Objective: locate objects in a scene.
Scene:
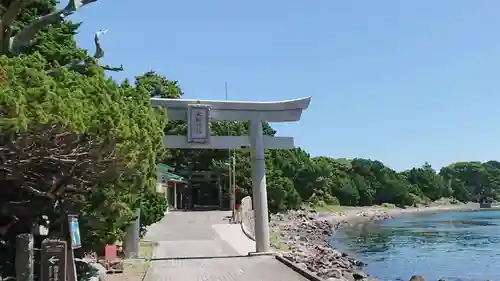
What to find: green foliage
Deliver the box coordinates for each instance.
[0,49,168,240]
[139,189,168,237]
[3,4,500,281]
[265,156,500,211]
[165,133,500,212]
[156,96,500,213]
[137,71,183,99]
[0,0,169,277]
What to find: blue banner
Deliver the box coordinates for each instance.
[68,215,81,249]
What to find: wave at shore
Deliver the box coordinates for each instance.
[268,203,481,281]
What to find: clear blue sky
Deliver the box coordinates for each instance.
[71,0,500,171]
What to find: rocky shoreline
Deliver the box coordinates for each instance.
[270,209,392,281]
[238,197,483,281]
[268,203,482,281]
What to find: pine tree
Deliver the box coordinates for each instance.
[0,0,168,277]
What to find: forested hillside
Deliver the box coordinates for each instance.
[148,74,499,212]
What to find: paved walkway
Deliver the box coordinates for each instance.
[143,210,308,281]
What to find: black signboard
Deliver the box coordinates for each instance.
[41,239,67,281]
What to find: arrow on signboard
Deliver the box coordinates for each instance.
[48,256,59,264]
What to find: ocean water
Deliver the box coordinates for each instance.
[330,210,500,281]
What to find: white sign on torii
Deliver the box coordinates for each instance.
[150,97,311,253]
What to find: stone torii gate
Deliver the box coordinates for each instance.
[150,97,311,253]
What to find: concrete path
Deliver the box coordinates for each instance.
[144,210,242,258]
[143,210,308,281]
[145,256,309,281]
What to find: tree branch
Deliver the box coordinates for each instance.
[0,4,7,15]
[81,0,98,5]
[1,0,30,28]
[19,185,55,199]
[9,0,98,54]
[102,64,124,72]
[47,28,125,75]
[93,29,107,59]
[0,123,125,222]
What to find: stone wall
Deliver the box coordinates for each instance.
[240,196,255,240]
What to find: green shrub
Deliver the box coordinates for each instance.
[139,189,168,237]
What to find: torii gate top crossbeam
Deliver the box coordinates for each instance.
[150,97,311,122]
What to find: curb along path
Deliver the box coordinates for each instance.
[142,210,308,281]
[239,196,330,281]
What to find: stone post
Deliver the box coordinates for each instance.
[123,208,141,258]
[16,233,34,281]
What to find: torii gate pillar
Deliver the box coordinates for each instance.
[151,97,311,253]
[249,119,270,252]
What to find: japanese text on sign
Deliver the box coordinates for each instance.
[41,239,67,281]
[187,104,210,143]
